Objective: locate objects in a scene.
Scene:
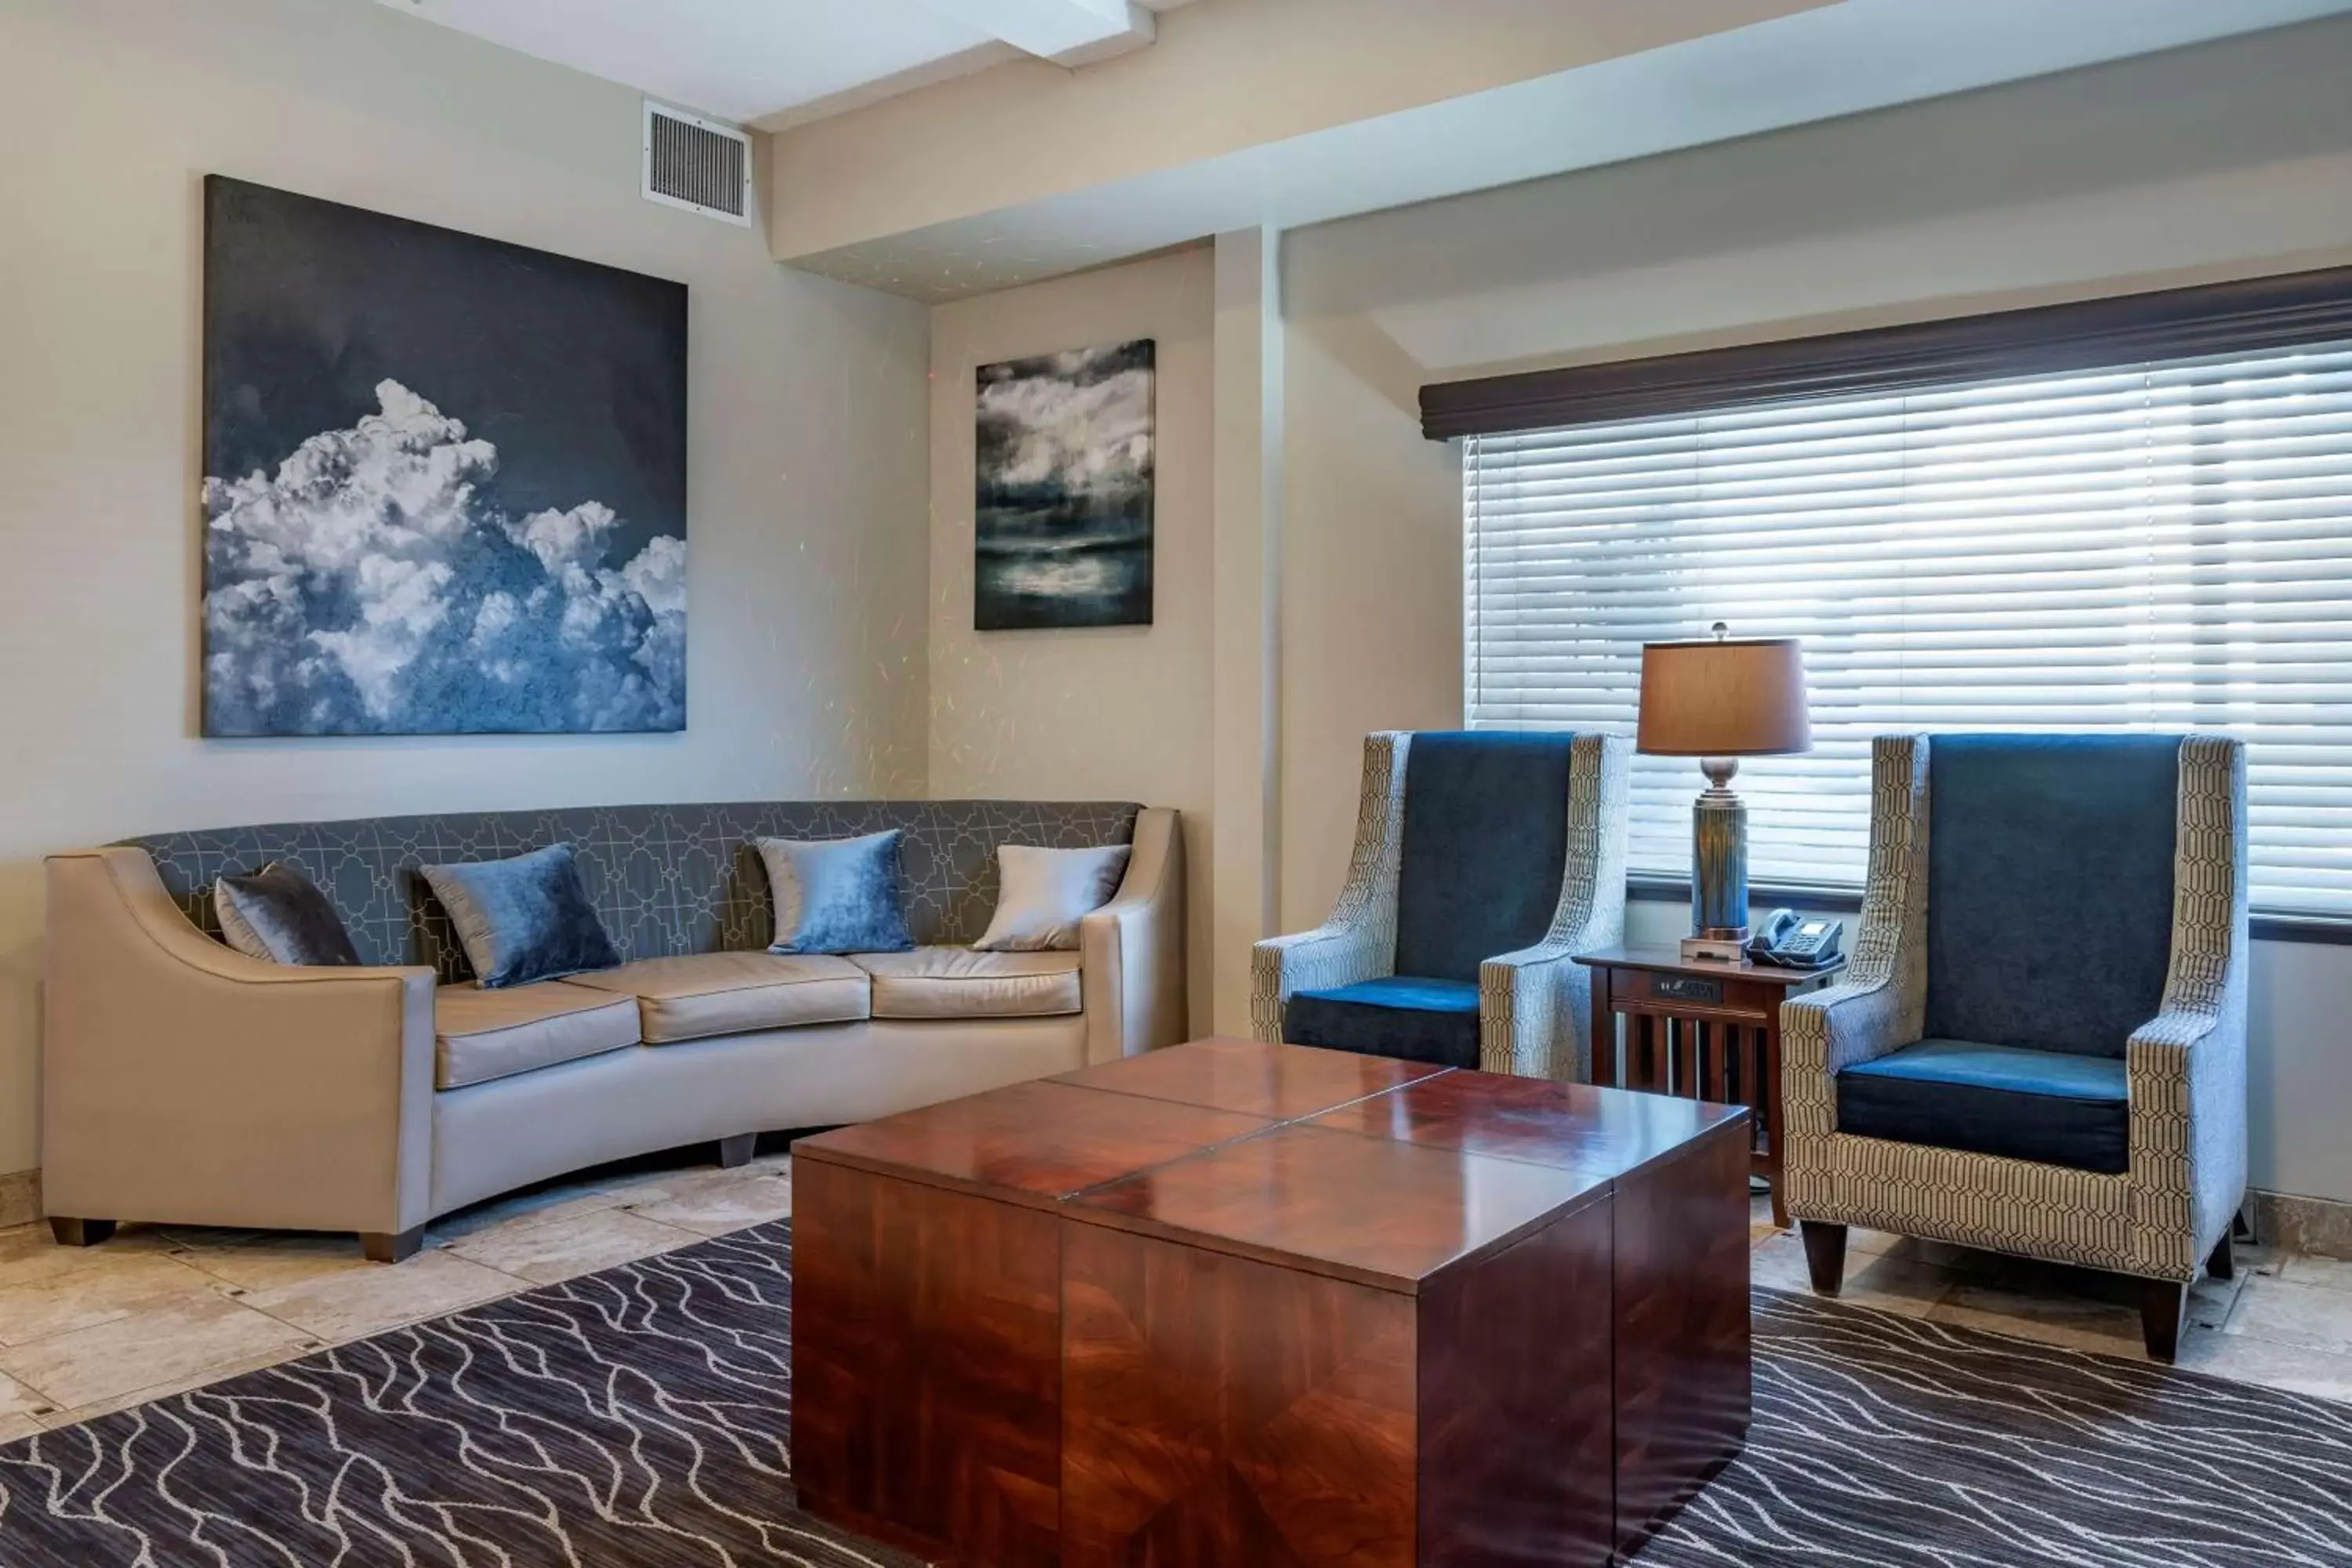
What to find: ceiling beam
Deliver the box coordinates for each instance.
[911,0,1156,66]
[771,0,2352,303]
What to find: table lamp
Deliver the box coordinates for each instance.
[1637,625,1812,964]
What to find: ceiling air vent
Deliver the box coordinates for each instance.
[643,101,751,226]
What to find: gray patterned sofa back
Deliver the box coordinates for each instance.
[123,800,1141,984]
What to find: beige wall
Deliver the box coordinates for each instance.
[1274,15,2352,1201]
[770,0,1828,264]
[927,249,1215,1033]
[1275,316,1462,938]
[0,0,932,1182]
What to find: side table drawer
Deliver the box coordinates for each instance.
[1612,967,1776,1019]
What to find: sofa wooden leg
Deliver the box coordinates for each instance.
[361,1225,425,1264]
[2139,1278,2188,1363]
[2207,1232,2235,1283]
[1799,1221,1849,1294]
[49,1218,114,1248]
[717,1133,757,1169]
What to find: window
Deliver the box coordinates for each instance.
[1461,336,2352,921]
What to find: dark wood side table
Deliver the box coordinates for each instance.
[1573,945,1845,1230]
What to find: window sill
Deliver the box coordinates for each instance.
[1628,875,1864,915]
[1626,876,2352,946]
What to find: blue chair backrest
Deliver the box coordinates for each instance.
[1392,731,1576,983]
[1924,734,2181,1058]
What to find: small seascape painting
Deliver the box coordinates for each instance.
[201,176,688,736]
[974,339,1154,630]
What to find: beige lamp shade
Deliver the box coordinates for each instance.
[1637,636,1811,757]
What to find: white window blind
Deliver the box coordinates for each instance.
[1463,337,2352,922]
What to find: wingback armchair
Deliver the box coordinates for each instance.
[1252,730,1630,1078]
[1782,733,2249,1361]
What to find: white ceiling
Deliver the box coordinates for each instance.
[371,0,1189,129]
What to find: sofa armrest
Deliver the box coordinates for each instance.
[2128,1002,2247,1271]
[1477,732,1632,1080]
[2125,731,2251,1277]
[1779,977,1911,1146]
[1476,948,1586,1080]
[42,847,437,1236]
[1250,924,1391,1044]
[1249,731,1410,1042]
[1081,808,1186,1064]
[1781,733,1931,1155]
[1479,883,1620,1080]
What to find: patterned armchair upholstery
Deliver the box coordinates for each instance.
[1782,733,2249,1361]
[1250,730,1630,1079]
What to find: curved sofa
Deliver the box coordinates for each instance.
[42,799,1183,1258]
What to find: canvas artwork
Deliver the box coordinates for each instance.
[974,339,1155,630]
[200,176,688,736]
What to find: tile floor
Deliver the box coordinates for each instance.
[1744,1203,2352,1401]
[3,1150,2350,1446]
[0,1145,795,1443]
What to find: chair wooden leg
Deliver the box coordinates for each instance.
[1799,1221,1849,1294]
[717,1132,758,1169]
[361,1225,425,1264]
[49,1218,114,1248]
[2207,1232,2235,1283]
[2139,1278,2188,1363]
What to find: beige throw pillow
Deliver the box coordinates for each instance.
[974,844,1132,952]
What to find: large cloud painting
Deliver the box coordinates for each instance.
[975,339,1153,630]
[201,177,687,735]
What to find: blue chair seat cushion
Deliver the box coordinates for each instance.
[1836,1037,2129,1175]
[1283,976,1482,1069]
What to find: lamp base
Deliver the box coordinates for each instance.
[1690,757,1751,958]
[1679,935,1748,965]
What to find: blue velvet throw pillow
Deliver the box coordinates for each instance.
[757,830,915,956]
[419,843,622,989]
[214,862,361,967]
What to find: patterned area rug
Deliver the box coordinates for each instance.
[0,1223,912,1568]
[1642,1290,2352,1568]
[2,1221,2348,1567]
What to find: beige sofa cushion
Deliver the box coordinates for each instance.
[561,952,870,1044]
[434,982,641,1090]
[850,947,1083,1020]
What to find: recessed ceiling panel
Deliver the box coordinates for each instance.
[373,0,1001,122]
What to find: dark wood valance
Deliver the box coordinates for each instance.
[1420,262,2352,441]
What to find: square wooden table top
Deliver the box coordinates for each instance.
[794,1036,1748,1294]
[1049,1033,1449,1120]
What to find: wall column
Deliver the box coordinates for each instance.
[1210,225,1283,1035]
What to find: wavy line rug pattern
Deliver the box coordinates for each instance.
[2,1220,2350,1566]
[0,1224,915,1568]
[1642,1291,2352,1568]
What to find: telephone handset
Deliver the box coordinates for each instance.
[1747,908,1844,968]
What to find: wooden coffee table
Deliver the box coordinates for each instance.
[791,1037,1750,1567]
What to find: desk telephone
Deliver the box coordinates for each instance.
[1747,908,1844,969]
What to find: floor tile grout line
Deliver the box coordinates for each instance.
[0,1198,713,1414]
[24,1208,770,1430]
[15,1241,628,1425]
[227,1261,545,1346]
[0,1265,233,1350]
[425,1162,785,1251]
